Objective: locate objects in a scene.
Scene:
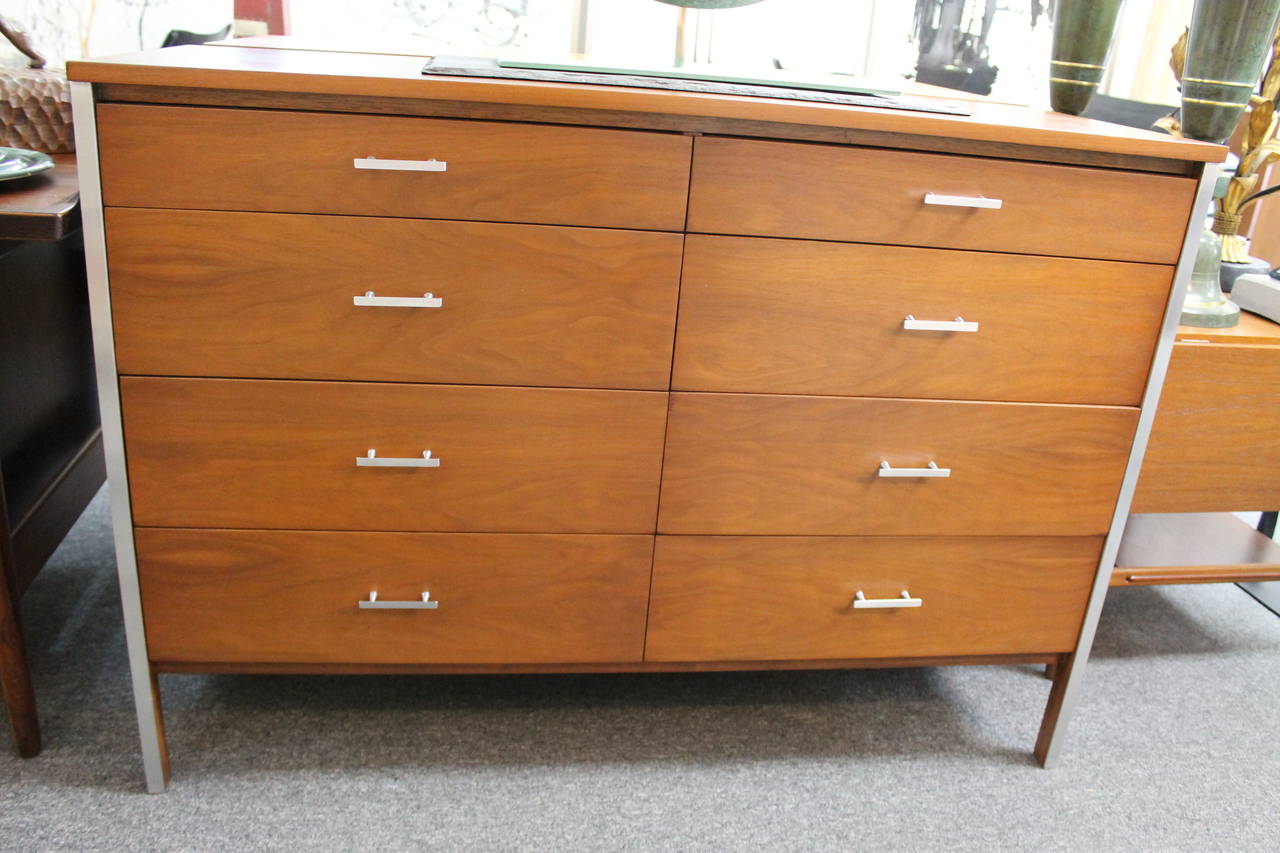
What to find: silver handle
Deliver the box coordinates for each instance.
[353,291,443,309]
[353,156,447,172]
[923,192,1002,210]
[903,314,979,333]
[356,449,441,468]
[359,591,439,610]
[879,461,950,478]
[852,590,922,609]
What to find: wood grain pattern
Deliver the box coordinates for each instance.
[96,104,692,231]
[66,43,1224,163]
[153,653,1059,675]
[1113,566,1280,585]
[645,535,1099,661]
[1132,343,1280,512]
[1112,513,1280,585]
[688,137,1197,264]
[136,529,653,664]
[658,392,1138,536]
[107,209,683,390]
[1174,309,1280,345]
[93,83,1200,176]
[120,378,668,533]
[673,235,1170,404]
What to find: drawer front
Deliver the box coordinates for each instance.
[121,378,668,533]
[1133,342,1280,512]
[107,209,683,390]
[97,104,692,231]
[658,393,1137,536]
[673,235,1170,405]
[688,137,1196,263]
[646,535,1099,661]
[137,529,653,664]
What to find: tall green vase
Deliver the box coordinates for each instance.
[1182,0,1280,143]
[1049,0,1126,115]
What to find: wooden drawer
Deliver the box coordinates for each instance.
[673,235,1170,405]
[120,378,668,533]
[136,529,653,664]
[688,137,1196,263]
[1133,341,1280,512]
[97,104,692,231]
[658,392,1137,536]
[107,209,683,390]
[645,535,1099,661]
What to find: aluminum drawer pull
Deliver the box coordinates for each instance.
[852,590,922,609]
[353,291,443,309]
[359,591,440,610]
[903,314,979,333]
[923,192,1003,210]
[353,156,447,172]
[356,449,441,468]
[879,461,950,478]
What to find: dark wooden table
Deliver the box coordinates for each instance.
[1,153,105,757]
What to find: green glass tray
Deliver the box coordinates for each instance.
[0,147,55,182]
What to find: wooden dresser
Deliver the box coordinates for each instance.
[67,41,1222,791]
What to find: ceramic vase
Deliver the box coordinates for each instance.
[1182,0,1280,143]
[1049,0,1126,115]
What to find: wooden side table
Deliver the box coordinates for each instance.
[0,154,105,757]
[1119,310,1280,587]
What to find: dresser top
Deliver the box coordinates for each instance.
[69,39,1223,166]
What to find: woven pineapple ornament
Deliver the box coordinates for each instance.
[0,15,74,154]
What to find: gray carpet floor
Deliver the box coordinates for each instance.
[2,491,1278,852]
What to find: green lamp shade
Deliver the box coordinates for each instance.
[1181,0,1280,143]
[1048,0,1125,115]
[653,0,767,7]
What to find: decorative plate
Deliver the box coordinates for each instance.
[0,147,55,182]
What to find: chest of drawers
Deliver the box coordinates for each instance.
[68,42,1221,791]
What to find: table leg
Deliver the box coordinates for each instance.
[1034,652,1075,766]
[1258,512,1277,539]
[1,492,41,757]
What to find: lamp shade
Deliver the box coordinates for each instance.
[653,0,767,7]
[1181,0,1280,143]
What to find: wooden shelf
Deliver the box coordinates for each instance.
[1113,513,1280,586]
[1174,308,1280,346]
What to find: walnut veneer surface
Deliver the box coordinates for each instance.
[69,39,1221,783]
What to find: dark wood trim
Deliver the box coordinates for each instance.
[93,84,1197,177]
[153,653,1059,675]
[0,155,81,243]
[149,669,171,788]
[0,463,40,757]
[10,431,105,598]
[1034,652,1075,766]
